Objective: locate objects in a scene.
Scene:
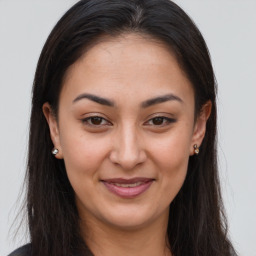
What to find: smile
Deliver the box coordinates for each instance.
[101,178,154,198]
[110,182,144,188]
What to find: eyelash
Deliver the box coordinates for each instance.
[81,115,176,128]
[81,116,112,127]
[144,116,176,126]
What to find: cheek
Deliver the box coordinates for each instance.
[155,141,189,184]
[60,134,111,205]
[59,129,111,180]
[150,126,192,166]
[148,127,192,194]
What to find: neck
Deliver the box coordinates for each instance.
[80,211,172,256]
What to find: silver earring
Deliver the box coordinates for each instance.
[193,144,199,155]
[52,148,59,155]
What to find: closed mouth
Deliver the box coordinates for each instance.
[108,181,146,188]
[101,177,155,198]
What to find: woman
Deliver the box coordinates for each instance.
[9,0,237,255]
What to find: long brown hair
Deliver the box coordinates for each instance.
[26,0,237,255]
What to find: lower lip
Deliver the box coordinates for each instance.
[102,181,153,198]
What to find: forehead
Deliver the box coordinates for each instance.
[61,33,194,107]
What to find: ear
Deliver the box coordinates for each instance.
[42,102,63,159]
[190,100,212,155]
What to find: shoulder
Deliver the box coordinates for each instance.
[8,244,31,256]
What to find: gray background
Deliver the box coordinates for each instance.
[0,1,255,255]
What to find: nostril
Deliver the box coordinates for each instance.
[109,129,147,169]
[109,149,147,169]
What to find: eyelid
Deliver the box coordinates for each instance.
[81,114,112,127]
[144,115,177,126]
[79,113,176,128]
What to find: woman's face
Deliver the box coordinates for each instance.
[44,34,210,230]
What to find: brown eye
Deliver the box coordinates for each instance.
[152,117,164,125]
[145,116,176,127]
[90,117,103,125]
[82,116,111,127]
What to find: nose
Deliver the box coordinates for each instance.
[109,124,147,170]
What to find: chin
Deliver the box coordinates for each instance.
[97,204,168,231]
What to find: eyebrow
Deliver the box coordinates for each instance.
[141,93,183,108]
[73,93,115,107]
[72,93,183,107]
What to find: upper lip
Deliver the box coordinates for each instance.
[101,177,154,184]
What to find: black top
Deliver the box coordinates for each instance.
[8,244,31,256]
[8,244,94,256]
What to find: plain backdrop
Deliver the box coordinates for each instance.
[0,1,255,255]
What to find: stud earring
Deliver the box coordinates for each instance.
[52,148,59,155]
[193,144,199,155]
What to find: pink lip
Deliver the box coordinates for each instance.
[101,178,154,198]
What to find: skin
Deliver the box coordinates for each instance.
[43,33,211,256]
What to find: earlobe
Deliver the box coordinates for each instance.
[42,103,63,159]
[190,101,212,155]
